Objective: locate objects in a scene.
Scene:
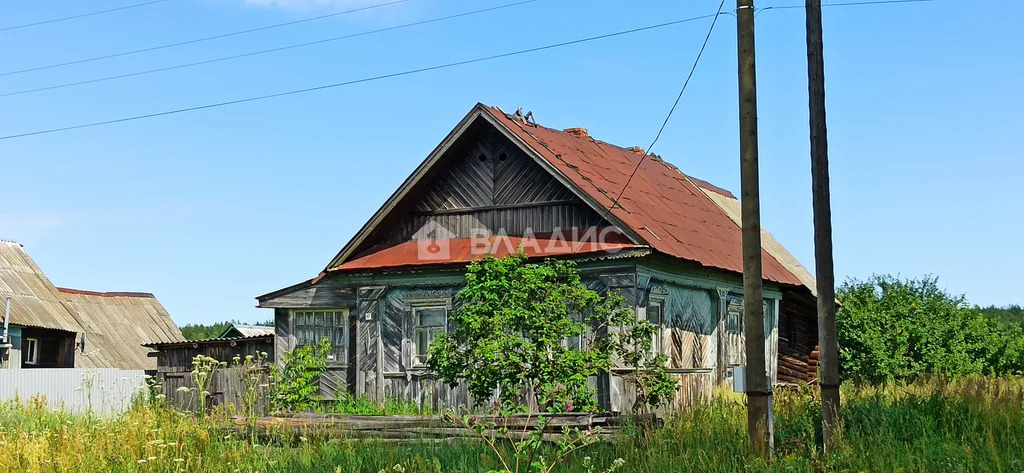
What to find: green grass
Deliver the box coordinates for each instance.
[1,377,1022,472]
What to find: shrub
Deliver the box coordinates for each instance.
[836,274,1024,383]
[428,253,675,413]
[271,337,331,412]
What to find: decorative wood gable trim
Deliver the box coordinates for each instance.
[324,103,647,272]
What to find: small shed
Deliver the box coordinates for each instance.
[143,334,275,374]
[143,334,275,410]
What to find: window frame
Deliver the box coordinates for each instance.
[411,305,447,367]
[290,308,350,364]
[647,292,667,357]
[24,337,39,365]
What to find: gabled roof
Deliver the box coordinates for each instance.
[0,240,183,369]
[58,287,183,369]
[219,323,274,339]
[321,103,810,291]
[0,240,87,333]
[484,106,802,287]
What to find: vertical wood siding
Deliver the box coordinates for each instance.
[354,286,386,400]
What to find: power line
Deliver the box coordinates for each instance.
[763,0,930,11]
[0,0,173,33]
[0,0,539,99]
[607,0,726,213]
[0,15,719,142]
[606,0,930,211]
[0,0,411,77]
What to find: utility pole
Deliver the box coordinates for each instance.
[736,0,771,457]
[805,0,841,454]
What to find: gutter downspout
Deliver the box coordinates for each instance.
[1,296,11,369]
[1,296,10,344]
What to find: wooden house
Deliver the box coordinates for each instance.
[0,240,183,370]
[257,104,820,412]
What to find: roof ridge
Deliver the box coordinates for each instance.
[56,287,156,299]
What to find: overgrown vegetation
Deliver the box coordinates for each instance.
[270,338,331,413]
[428,254,675,414]
[2,377,1022,472]
[979,304,1024,330]
[836,274,1024,383]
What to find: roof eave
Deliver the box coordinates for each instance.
[322,103,494,271]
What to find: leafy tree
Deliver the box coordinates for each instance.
[978,304,1024,330]
[428,254,676,413]
[836,275,1024,383]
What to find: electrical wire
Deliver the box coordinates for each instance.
[0,0,539,99]
[0,15,719,142]
[0,0,173,33]
[0,0,411,77]
[604,0,931,213]
[606,0,726,214]
[765,0,930,10]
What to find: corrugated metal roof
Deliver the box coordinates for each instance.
[144,333,272,348]
[221,324,275,338]
[336,237,635,271]
[0,240,183,370]
[483,106,805,287]
[699,188,818,295]
[313,103,810,292]
[0,241,85,333]
[59,288,183,370]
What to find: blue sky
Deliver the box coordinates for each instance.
[1,0,1020,326]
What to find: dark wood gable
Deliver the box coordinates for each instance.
[353,118,610,256]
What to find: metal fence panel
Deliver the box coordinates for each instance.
[0,368,148,414]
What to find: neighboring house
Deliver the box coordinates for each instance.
[0,240,183,370]
[257,104,820,412]
[218,323,274,339]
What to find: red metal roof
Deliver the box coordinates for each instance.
[483,106,802,286]
[336,237,635,271]
[55,287,157,298]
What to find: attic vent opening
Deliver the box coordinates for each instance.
[478,154,487,162]
[498,153,507,161]
[563,127,588,137]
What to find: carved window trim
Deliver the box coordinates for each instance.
[408,298,450,368]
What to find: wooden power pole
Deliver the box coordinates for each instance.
[805,0,841,453]
[736,0,772,457]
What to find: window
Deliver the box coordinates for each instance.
[565,313,585,350]
[413,306,446,366]
[648,297,666,356]
[24,338,38,365]
[726,296,744,335]
[292,309,349,363]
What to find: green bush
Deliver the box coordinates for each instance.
[271,337,331,412]
[428,254,675,413]
[836,274,1024,383]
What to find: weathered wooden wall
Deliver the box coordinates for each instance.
[776,291,819,384]
[163,365,269,413]
[360,124,609,250]
[152,337,275,373]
